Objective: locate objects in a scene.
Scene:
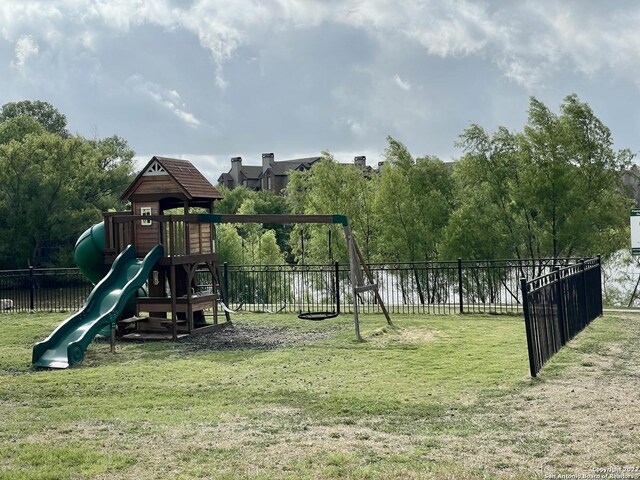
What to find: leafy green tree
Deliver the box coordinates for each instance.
[89,135,136,211]
[213,185,255,214]
[440,125,523,261]
[0,100,68,137]
[519,95,633,259]
[215,223,243,265]
[253,189,292,255]
[444,94,633,262]
[285,152,378,264]
[0,103,136,267]
[374,137,455,262]
[236,198,263,264]
[0,132,96,266]
[214,185,292,255]
[0,114,45,144]
[258,229,285,265]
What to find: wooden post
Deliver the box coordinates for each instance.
[110,323,116,354]
[352,240,392,326]
[170,264,177,341]
[344,225,362,342]
[186,264,195,334]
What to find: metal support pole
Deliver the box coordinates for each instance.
[334,261,341,314]
[29,266,35,312]
[520,278,537,377]
[223,262,229,301]
[580,258,587,327]
[597,254,603,316]
[554,267,567,345]
[457,258,464,314]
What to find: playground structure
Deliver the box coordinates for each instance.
[32,156,391,368]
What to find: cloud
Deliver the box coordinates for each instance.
[127,74,201,127]
[394,74,411,91]
[4,0,640,168]
[11,34,39,69]
[346,118,367,137]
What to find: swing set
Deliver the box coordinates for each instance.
[298,225,339,321]
[205,213,392,340]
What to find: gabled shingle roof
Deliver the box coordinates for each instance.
[239,165,263,180]
[261,156,322,176]
[121,156,223,201]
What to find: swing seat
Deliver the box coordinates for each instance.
[297,311,339,321]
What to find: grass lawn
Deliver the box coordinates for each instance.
[0,311,638,479]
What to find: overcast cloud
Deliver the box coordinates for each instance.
[1,0,639,180]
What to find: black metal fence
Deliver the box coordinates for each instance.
[211,258,578,316]
[521,257,603,377]
[0,268,92,313]
[1,258,580,315]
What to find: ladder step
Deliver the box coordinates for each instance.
[355,284,377,293]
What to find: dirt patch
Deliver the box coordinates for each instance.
[367,325,439,347]
[177,322,340,353]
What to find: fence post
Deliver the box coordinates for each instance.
[597,254,603,316]
[520,277,537,377]
[554,267,567,345]
[580,258,587,327]
[458,258,464,314]
[334,261,341,314]
[29,266,35,312]
[223,262,229,302]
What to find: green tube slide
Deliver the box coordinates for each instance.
[74,222,110,284]
[32,222,162,369]
[32,244,164,368]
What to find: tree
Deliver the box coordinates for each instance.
[213,185,256,214]
[374,137,454,262]
[519,95,633,259]
[258,229,285,265]
[0,100,68,137]
[89,135,136,211]
[236,198,264,264]
[285,152,378,264]
[215,223,243,265]
[441,125,524,261]
[0,131,97,266]
[444,95,633,262]
[0,103,136,267]
[0,114,45,144]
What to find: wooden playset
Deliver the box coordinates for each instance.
[104,156,391,341]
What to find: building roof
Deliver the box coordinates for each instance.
[239,165,263,180]
[121,156,224,201]
[262,156,322,176]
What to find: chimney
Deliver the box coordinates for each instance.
[377,161,385,171]
[262,153,274,173]
[354,156,366,169]
[231,156,242,185]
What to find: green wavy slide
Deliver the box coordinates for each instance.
[32,244,164,369]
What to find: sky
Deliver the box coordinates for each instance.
[2,0,640,181]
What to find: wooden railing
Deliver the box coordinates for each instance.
[103,213,215,261]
